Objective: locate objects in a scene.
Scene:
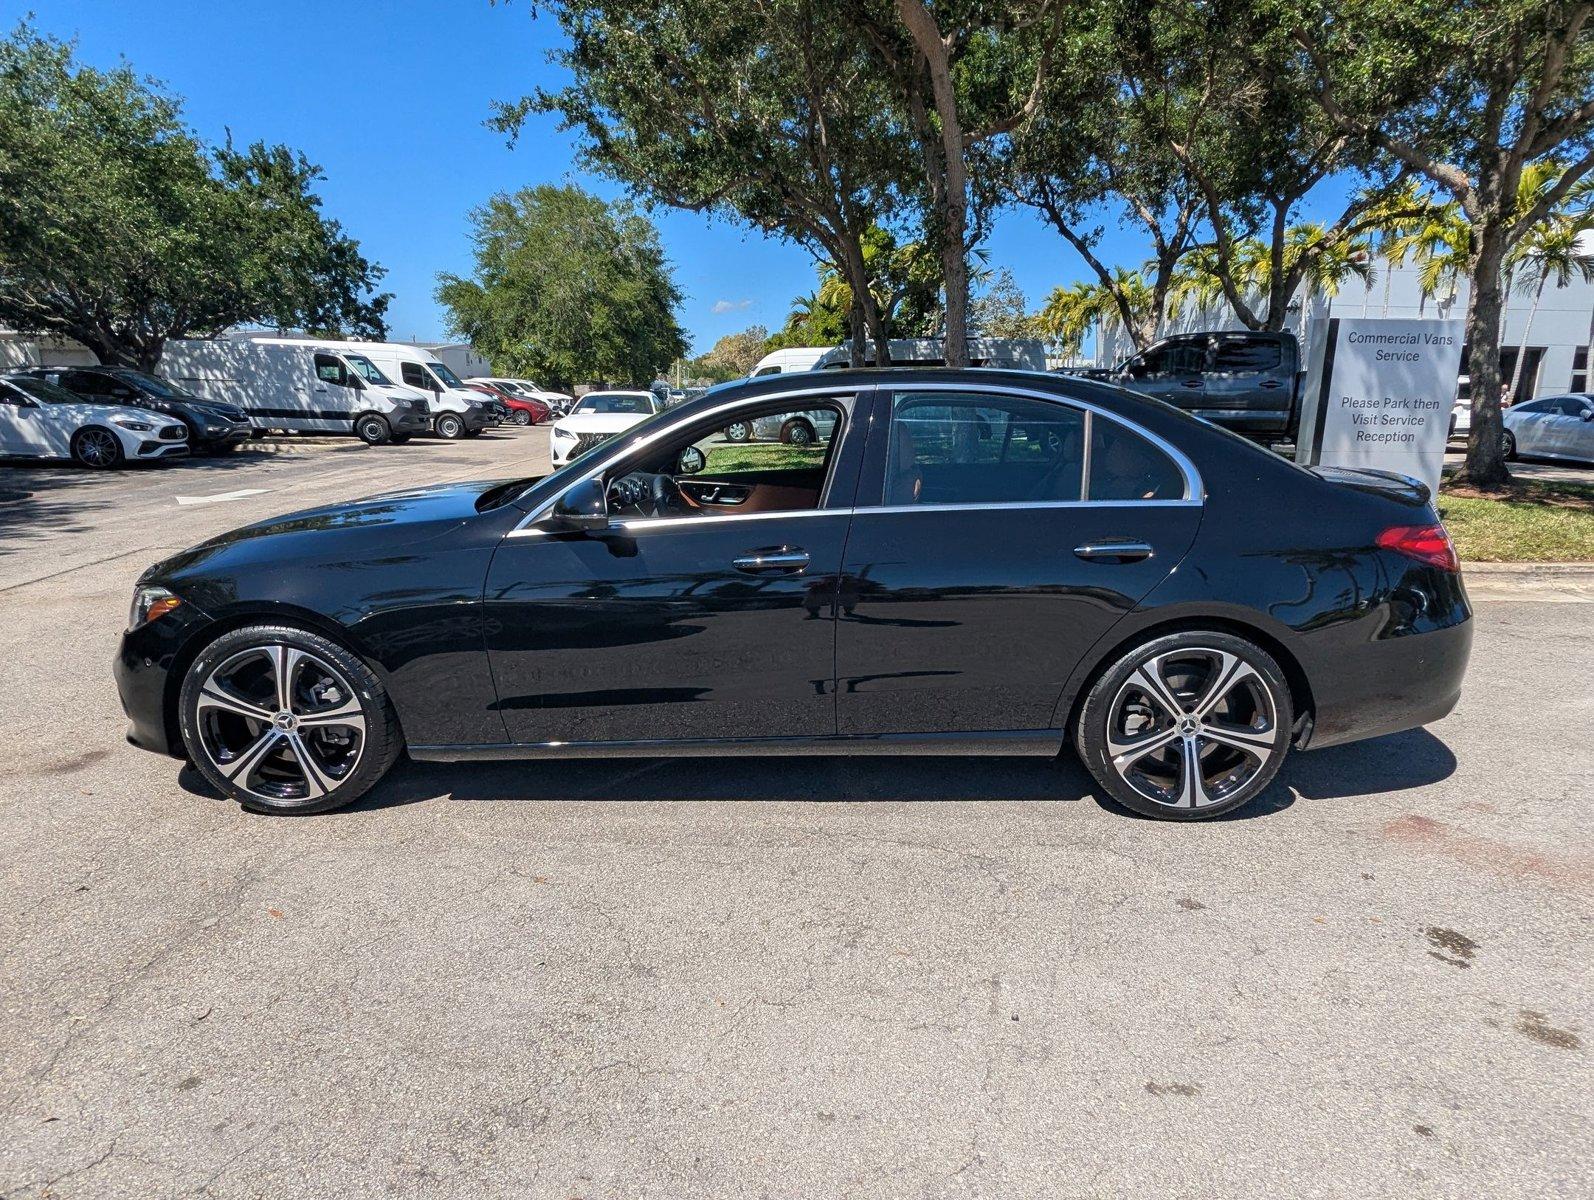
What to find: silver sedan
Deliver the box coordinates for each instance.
[1502,393,1594,464]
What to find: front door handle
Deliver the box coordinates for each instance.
[1180,379,1205,389]
[1074,541,1154,563]
[733,547,810,574]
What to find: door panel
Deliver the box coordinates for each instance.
[484,515,848,744]
[835,505,1200,734]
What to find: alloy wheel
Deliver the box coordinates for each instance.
[75,428,120,468]
[1105,647,1280,810]
[194,644,366,805]
[513,409,531,426]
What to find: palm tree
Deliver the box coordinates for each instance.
[1363,180,1432,317]
[1287,224,1376,339]
[1039,270,1153,363]
[1391,203,1471,315]
[1167,246,1229,323]
[1502,191,1594,399]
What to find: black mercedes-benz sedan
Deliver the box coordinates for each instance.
[115,369,1472,820]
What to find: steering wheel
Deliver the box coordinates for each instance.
[607,471,684,518]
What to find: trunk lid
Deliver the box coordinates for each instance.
[1309,465,1431,507]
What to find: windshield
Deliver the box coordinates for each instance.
[112,369,196,399]
[490,380,527,395]
[574,393,654,415]
[429,361,467,389]
[6,376,82,405]
[344,354,391,385]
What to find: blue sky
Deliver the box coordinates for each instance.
[30,1,1186,352]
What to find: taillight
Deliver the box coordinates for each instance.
[1376,523,1459,572]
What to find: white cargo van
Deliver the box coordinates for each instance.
[161,340,433,445]
[746,346,829,377]
[236,337,497,439]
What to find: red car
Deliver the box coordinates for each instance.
[466,382,549,426]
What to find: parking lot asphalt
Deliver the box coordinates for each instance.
[1,429,1590,1199]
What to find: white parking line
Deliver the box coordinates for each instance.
[174,488,270,506]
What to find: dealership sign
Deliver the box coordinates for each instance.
[1297,317,1464,495]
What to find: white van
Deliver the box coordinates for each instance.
[236,337,497,439]
[811,337,1049,372]
[746,346,830,377]
[161,340,433,446]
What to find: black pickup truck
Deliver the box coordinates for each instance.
[1087,330,1304,444]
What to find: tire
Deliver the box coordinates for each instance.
[1502,430,1517,460]
[356,414,391,446]
[781,419,816,446]
[512,409,532,427]
[71,426,124,469]
[725,421,751,443]
[389,434,412,445]
[178,624,403,815]
[1075,630,1293,821]
[463,428,483,438]
[435,413,465,439]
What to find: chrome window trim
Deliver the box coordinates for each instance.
[508,377,1204,537]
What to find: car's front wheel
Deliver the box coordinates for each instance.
[178,625,403,815]
[1075,631,1293,820]
[511,408,532,427]
[356,414,391,446]
[435,413,465,439]
[71,427,124,469]
[725,421,751,443]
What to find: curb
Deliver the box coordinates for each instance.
[1461,560,1594,600]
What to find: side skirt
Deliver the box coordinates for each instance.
[408,730,1066,763]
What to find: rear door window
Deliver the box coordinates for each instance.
[885,392,1087,505]
[1087,420,1186,501]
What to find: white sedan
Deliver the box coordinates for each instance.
[549,390,663,467]
[0,374,189,468]
[1,374,189,468]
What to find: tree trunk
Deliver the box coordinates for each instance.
[1456,217,1513,489]
[896,0,970,368]
[864,293,891,366]
[848,295,867,368]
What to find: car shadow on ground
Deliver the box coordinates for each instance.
[177,728,1458,822]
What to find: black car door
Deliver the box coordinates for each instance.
[835,385,1204,737]
[483,389,872,746]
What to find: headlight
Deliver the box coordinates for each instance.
[128,585,182,630]
[113,417,154,431]
[552,426,575,440]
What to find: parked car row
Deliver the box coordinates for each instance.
[0,340,588,469]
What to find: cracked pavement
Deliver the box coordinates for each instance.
[1,429,1590,1197]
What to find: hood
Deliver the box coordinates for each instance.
[53,401,188,431]
[555,411,651,435]
[146,479,510,585]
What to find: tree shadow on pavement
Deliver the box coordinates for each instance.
[0,465,118,552]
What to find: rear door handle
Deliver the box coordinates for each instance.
[1074,541,1154,563]
[733,547,810,574]
[1180,379,1205,389]
[1258,378,1284,389]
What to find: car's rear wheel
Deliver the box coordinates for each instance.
[356,414,391,446]
[436,413,465,439]
[511,408,532,426]
[71,427,124,469]
[725,421,751,443]
[1075,631,1293,820]
[178,625,403,815]
[781,419,816,446]
[1502,429,1517,460]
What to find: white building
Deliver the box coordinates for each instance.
[1095,251,1594,403]
[420,342,492,379]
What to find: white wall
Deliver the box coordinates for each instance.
[0,331,99,370]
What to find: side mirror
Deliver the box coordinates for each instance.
[545,477,609,531]
[677,445,706,474]
[1582,409,1593,422]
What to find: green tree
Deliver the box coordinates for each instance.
[515,0,911,366]
[436,184,687,388]
[692,325,771,381]
[1038,271,1153,359]
[969,267,1039,337]
[0,24,387,369]
[850,0,1065,365]
[1293,0,1594,487]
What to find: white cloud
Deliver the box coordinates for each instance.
[712,298,753,314]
